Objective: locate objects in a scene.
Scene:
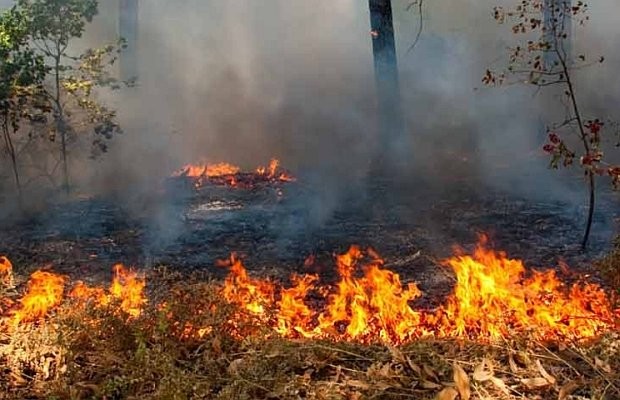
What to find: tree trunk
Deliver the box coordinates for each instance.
[54,54,70,194]
[119,0,139,82]
[2,114,23,206]
[368,0,407,173]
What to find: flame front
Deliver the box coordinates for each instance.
[173,162,240,178]
[215,243,616,344]
[172,158,295,188]
[221,254,275,316]
[2,240,617,345]
[11,271,66,325]
[222,246,425,344]
[439,240,615,340]
[69,264,146,318]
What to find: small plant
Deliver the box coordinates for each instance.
[484,0,620,249]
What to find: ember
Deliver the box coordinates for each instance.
[171,158,295,188]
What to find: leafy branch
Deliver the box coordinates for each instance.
[484,0,619,249]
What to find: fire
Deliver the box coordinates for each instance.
[313,246,424,343]
[257,158,296,182]
[221,246,425,344]
[439,239,615,340]
[216,242,616,344]
[69,264,146,318]
[256,159,279,178]
[220,254,275,316]
[110,264,147,318]
[275,274,318,338]
[172,162,240,178]
[172,158,295,188]
[11,270,67,325]
[0,256,13,287]
[1,239,616,345]
[69,281,107,306]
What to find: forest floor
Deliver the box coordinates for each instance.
[0,175,619,399]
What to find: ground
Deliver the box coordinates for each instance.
[0,173,616,295]
[0,174,619,399]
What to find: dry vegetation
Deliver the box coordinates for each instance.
[0,253,619,400]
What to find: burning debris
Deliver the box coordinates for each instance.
[171,158,296,189]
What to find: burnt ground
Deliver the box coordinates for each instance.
[0,173,618,307]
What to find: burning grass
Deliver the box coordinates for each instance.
[172,158,296,189]
[0,241,619,399]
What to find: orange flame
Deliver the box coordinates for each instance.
[275,274,318,338]
[3,239,615,345]
[440,240,615,340]
[220,254,275,317]
[256,159,279,178]
[0,256,13,287]
[173,158,295,188]
[313,246,424,343]
[69,281,108,306]
[217,242,616,344]
[69,264,146,318]
[256,158,296,182]
[220,246,425,344]
[110,264,147,318]
[172,162,241,178]
[12,271,66,325]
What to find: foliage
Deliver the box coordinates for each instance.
[0,6,48,200]
[16,0,97,44]
[483,0,620,248]
[0,0,127,196]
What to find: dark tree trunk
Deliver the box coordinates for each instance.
[119,0,139,82]
[368,0,407,173]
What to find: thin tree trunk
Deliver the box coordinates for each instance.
[54,53,69,194]
[549,1,594,249]
[2,114,23,206]
[368,0,407,173]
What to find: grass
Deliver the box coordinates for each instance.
[595,237,620,302]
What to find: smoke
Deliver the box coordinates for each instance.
[2,0,618,249]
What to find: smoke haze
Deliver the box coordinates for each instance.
[1,0,619,249]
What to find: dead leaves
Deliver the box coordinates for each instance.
[472,358,510,396]
[437,387,459,400]
[434,363,470,400]
[453,363,471,400]
[520,376,552,390]
[558,380,581,400]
